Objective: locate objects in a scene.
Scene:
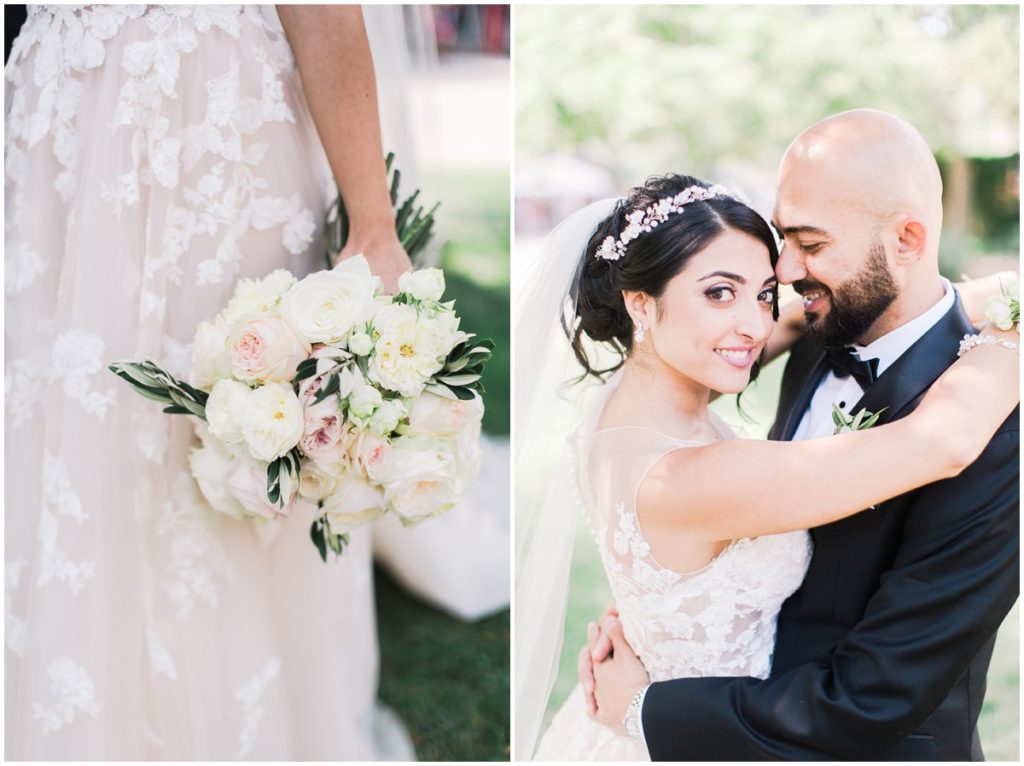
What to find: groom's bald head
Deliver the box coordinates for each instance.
[778,109,944,249]
[772,109,947,345]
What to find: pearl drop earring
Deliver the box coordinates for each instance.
[634,322,646,343]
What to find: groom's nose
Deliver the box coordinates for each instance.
[774,242,807,285]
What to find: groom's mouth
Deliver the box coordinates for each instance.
[800,290,828,314]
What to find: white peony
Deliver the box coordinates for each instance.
[189,317,232,390]
[241,383,305,462]
[205,379,252,446]
[373,435,462,524]
[322,472,385,534]
[221,269,296,325]
[398,268,446,302]
[280,256,378,344]
[366,303,460,397]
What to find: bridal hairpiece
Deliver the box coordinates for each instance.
[595,184,740,262]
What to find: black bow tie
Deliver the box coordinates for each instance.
[825,347,879,389]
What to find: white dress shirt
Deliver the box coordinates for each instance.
[793,278,955,441]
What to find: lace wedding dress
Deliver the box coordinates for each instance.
[5,6,411,759]
[534,424,812,760]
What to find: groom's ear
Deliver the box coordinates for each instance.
[894,217,928,264]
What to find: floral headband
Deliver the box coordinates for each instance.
[595,183,742,262]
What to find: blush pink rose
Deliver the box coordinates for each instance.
[228,314,310,384]
[348,431,392,482]
[299,394,355,473]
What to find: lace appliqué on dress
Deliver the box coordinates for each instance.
[36,452,95,595]
[235,658,281,758]
[32,658,103,735]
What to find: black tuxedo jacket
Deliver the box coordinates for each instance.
[642,295,1019,760]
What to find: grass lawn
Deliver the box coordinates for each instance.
[375,167,510,760]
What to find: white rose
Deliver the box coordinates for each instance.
[348,331,374,356]
[348,431,392,481]
[298,462,339,503]
[189,317,232,390]
[367,398,406,436]
[224,457,296,519]
[321,473,385,534]
[205,379,252,446]
[374,436,461,524]
[983,294,1015,331]
[189,442,247,519]
[398,268,446,302]
[404,391,484,439]
[228,313,310,384]
[366,303,459,397]
[280,257,378,344]
[241,383,305,462]
[221,269,297,325]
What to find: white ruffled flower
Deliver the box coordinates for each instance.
[205,379,252,446]
[189,317,232,390]
[221,269,296,325]
[322,472,385,534]
[241,383,304,462]
[367,303,460,397]
[280,256,379,344]
[398,268,446,302]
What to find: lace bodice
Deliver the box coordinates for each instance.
[578,426,812,683]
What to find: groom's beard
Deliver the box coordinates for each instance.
[795,241,899,351]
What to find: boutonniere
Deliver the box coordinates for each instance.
[980,276,1020,331]
[832,403,887,435]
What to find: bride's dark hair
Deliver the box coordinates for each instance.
[567,173,779,383]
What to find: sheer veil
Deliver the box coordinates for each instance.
[514,199,622,758]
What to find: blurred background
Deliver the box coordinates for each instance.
[515,5,1018,759]
[365,5,510,761]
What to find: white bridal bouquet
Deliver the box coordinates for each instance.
[111,256,492,560]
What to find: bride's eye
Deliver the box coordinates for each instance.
[705,285,736,303]
[758,286,777,305]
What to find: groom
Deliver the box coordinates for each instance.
[580,109,1020,760]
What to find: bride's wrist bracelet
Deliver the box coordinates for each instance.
[957,332,1019,357]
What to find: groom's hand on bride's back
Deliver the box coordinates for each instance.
[579,605,621,715]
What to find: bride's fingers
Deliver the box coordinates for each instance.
[578,646,597,713]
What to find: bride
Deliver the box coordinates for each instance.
[5,6,414,759]
[514,174,1019,759]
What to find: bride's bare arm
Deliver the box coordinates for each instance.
[277,5,411,291]
[643,328,1019,541]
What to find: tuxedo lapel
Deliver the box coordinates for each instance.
[769,339,830,441]
[851,292,973,425]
